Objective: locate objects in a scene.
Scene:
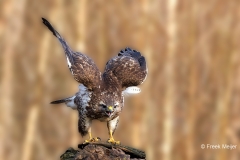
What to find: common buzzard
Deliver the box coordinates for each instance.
[42,18,148,144]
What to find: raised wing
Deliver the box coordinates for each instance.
[103,47,147,89]
[42,18,101,90]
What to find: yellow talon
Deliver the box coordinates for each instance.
[107,131,120,145]
[107,138,120,145]
[83,128,100,144]
[84,137,100,143]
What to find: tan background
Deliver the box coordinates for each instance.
[0,0,240,160]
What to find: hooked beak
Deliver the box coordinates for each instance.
[105,106,114,117]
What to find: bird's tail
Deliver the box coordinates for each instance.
[50,96,77,110]
[50,96,74,104]
[50,99,67,104]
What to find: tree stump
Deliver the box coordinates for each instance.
[60,141,146,160]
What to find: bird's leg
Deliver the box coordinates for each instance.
[87,127,93,140]
[107,116,120,144]
[78,114,100,143]
[108,130,120,144]
[84,127,100,143]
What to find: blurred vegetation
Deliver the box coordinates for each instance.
[0,0,240,160]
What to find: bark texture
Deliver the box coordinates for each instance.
[60,142,146,160]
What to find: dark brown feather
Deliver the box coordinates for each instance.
[103,47,147,89]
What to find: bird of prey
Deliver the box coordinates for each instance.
[42,18,148,144]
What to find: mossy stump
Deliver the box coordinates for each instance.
[60,141,146,160]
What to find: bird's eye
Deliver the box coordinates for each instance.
[114,104,118,108]
[100,104,107,108]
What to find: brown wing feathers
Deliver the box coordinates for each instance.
[118,47,146,71]
[104,47,147,88]
[42,18,101,89]
[42,18,146,90]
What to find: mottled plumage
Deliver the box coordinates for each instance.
[42,18,148,144]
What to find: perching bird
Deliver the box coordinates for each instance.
[42,18,147,144]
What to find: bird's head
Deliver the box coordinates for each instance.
[98,90,123,118]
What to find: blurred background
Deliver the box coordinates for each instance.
[0,0,240,160]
